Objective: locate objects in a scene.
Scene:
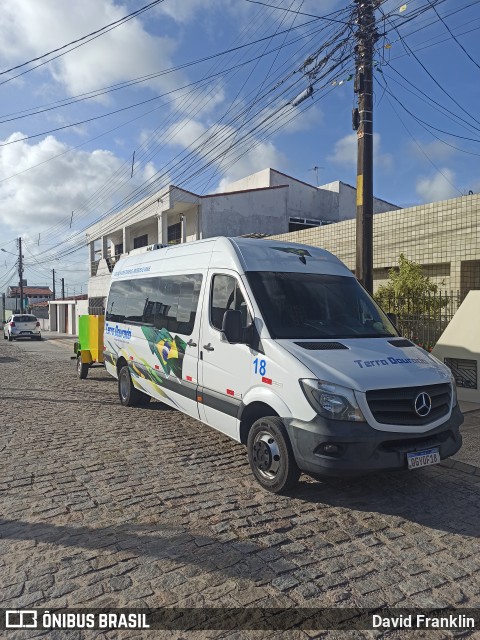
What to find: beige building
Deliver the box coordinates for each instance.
[270,192,480,295]
[86,168,397,307]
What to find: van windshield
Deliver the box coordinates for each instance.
[246,272,398,340]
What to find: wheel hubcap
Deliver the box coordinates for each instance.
[252,430,281,479]
[120,371,129,400]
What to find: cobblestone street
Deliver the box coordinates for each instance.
[1,336,480,639]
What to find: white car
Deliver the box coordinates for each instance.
[3,314,42,341]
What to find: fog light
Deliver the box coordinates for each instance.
[315,443,342,457]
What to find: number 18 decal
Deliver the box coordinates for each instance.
[253,358,267,375]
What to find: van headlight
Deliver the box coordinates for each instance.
[300,379,366,422]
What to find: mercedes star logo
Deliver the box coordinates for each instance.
[414,392,432,417]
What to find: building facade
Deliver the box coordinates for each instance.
[4,285,53,315]
[86,168,398,307]
[269,192,480,294]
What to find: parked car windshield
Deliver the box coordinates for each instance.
[246,272,398,339]
[13,315,37,323]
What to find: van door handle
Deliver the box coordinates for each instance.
[203,343,215,351]
[187,339,197,347]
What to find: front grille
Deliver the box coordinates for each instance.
[366,383,451,426]
[294,341,348,350]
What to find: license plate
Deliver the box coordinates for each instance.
[407,448,440,470]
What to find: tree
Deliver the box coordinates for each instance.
[374,254,449,348]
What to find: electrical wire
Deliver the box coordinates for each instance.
[34,14,352,250]
[23,16,334,249]
[0,0,166,88]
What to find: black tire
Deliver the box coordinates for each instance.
[3,332,6,340]
[118,364,151,407]
[35,335,42,341]
[8,333,13,342]
[247,416,300,493]
[77,357,89,379]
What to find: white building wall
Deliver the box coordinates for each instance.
[223,168,272,192]
[223,169,399,223]
[201,187,289,237]
[268,170,335,222]
[129,218,158,248]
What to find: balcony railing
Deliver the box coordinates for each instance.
[91,259,100,276]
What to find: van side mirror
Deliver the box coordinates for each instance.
[222,309,243,343]
[387,312,398,326]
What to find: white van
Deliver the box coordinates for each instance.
[104,237,462,492]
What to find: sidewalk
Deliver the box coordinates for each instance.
[42,330,78,341]
[452,404,480,468]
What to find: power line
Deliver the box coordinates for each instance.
[425,0,480,72]
[34,17,350,250]
[0,0,166,88]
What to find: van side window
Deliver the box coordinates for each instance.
[210,274,250,331]
[106,274,202,336]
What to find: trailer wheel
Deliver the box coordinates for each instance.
[118,364,151,406]
[247,416,300,493]
[77,356,89,379]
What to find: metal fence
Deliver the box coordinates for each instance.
[376,291,461,350]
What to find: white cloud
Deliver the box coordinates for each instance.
[0,132,163,288]
[157,0,235,23]
[217,140,286,190]
[410,139,458,163]
[0,0,182,98]
[416,169,459,203]
[0,132,124,232]
[164,117,285,191]
[328,133,356,166]
[328,132,393,171]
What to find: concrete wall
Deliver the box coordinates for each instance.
[223,168,272,191]
[201,187,289,237]
[128,218,158,251]
[49,301,78,335]
[223,169,399,223]
[269,193,480,293]
[269,171,334,222]
[432,291,480,403]
[320,181,400,221]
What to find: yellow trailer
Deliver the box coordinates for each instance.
[73,314,104,379]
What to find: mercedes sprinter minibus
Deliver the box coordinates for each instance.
[103,237,462,492]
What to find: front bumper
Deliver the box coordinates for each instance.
[285,404,463,477]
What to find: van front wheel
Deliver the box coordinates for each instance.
[247,417,300,493]
[118,365,151,407]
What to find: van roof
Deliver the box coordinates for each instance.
[111,237,352,278]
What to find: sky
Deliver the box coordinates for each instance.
[0,0,479,293]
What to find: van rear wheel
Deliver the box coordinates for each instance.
[118,365,151,407]
[247,416,300,493]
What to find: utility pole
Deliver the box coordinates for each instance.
[18,237,24,313]
[61,277,65,299]
[52,269,56,300]
[353,0,379,294]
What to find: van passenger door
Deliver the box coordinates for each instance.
[198,272,253,440]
